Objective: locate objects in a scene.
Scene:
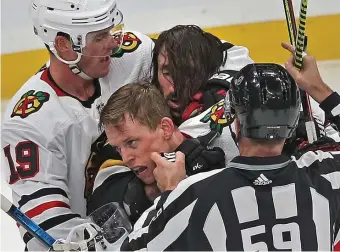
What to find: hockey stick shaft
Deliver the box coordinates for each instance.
[283,0,317,143]
[283,0,297,45]
[1,194,56,248]
[294,0,308,70]
[294,0,318,143]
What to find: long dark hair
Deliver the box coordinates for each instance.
[152,25,225,112]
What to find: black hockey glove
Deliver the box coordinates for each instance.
[202,69,238,110]
[161,138,225,176]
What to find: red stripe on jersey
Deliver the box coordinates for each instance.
[335,241,340,251]
[40,68,67,97]
[17,201,70,227]
[181,132,192,139]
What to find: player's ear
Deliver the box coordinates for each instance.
[160,117,175,140]
[54,35,75,60]
[54,36,72,52]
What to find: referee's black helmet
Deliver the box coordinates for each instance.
[225,63,301,140]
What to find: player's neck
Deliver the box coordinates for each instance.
[49,59,95,101]
[170,130,186,151]
[238,138,284,157]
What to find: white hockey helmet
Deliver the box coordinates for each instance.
[31,0,123,52]
[31,0,124,79]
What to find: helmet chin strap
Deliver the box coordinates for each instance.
[51,47,94,80]
[69,63,93,80]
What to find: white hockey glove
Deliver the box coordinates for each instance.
[52,203,132,251]
[52,222,128,251]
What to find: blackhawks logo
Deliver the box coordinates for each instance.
[112,32,142,58]
[11,90,50,118]
[200,100,234,133]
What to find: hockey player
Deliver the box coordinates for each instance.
[119,53,340,250]
[153,25,253,161]
[87,82,226,224]
[1,0,154,250]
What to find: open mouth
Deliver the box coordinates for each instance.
[131,166,148,176]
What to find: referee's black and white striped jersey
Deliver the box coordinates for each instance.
[122,151,340,251]
[121,92,340,251]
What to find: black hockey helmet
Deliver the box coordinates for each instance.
[225,63,301,140]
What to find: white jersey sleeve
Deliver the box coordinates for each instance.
[219,41,254,71]
[2,120,89,251]
[1,71,102,251]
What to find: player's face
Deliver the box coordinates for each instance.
[157,48,175,100]
[106,114,173,185]
[77,26,120,78]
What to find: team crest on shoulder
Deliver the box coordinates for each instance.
[11,90,50,118]
[112,32,142,58]
[200,100,234,133]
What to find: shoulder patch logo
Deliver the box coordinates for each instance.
[200,100,234,133]
[11,90,50,118]
[112,32,142,58]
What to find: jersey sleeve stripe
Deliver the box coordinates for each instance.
[319,92,340,116]
[18,187,68,208]
[335,222,340,251]
[292,150,335,168]
[163,169,223,210]
[332,104,340,117]
[17,201,70,228]
[335,241,340,251]
[22,213,80,244]
[147,200,197,251]
[320,172,340,190]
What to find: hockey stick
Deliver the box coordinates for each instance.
[282,0,318,143]
[1,194,56,249]
[283,0,297,46]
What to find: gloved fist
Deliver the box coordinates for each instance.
[162,138,226,176]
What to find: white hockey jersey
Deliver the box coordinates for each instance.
[1,30,154,251]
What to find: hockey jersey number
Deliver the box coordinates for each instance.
[3,141,39,184]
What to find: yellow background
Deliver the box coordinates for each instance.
[1,14,339,100]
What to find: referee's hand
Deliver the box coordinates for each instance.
[151,151,186,192]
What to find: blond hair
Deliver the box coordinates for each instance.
[99,82,171,130]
